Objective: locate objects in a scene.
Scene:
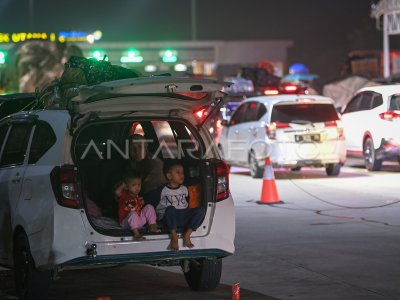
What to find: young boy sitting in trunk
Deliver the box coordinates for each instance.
[147,160,206,251]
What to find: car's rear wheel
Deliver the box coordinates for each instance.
[325,163,341,176]
[249,151,264,178]
[183,258,222,291]
[363,137,382,171]
[291,167,302,172]
[13,232,50,300]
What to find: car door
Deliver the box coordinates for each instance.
[0,123,11,263]
[0,122,33,264]
[341,93,367,152]
[243,102,267,161]
[220,103,248,163]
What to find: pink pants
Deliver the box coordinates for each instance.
[121,204,157,230]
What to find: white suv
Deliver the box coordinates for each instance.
[341,84,400,170]
[0,77,235,299]
[218,95,346,177]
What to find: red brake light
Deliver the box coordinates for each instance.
[194,107,207,119]
[50,166,81,208]
[324,120,345,139]
[266,122,291,139]
[275,123,291,129]
[283,85,298,92]
[216,160,230,201]
[379,111,400,121]
[324,121,337,127]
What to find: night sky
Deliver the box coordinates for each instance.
[0,0,387,79]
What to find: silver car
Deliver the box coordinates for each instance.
[218,95,346,177]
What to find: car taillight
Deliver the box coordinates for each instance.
[216,160,230,201]
[264,88,279,95]
[50,165,81,208]
[283,85,298,93]
[324,120,345,140]
[266,122,291,140]
[379,111,400,121]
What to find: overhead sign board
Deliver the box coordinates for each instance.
[387,10,400,34]
[0,30,102,44]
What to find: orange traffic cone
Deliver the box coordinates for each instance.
[257,157,283,204]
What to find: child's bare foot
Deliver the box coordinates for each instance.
[182,230,194,248]
[132,229,146,241]
[134,235,146,241]
[167,230,179,251]
[148,224,161,233]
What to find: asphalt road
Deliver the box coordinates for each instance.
[1,160,399,300]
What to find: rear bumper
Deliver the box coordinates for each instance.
[61,249,229,268]
[43,198,235,270]
[267,140,346,167]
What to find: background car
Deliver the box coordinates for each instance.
[341,84,400,170]
[218,95,346,177]
[0,93,36,120]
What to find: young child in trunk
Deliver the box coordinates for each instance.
[115,171,160,240]
[147,160,206,251]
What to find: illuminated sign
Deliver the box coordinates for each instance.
[0,51,6,64]
[160,49,178,63]
[120,49,144,63]
[0,31,102,43]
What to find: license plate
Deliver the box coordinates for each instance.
[295,134,320,143]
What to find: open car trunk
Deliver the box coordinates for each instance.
[72,117,216,238]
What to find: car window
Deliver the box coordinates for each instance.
[343,93,363,114]
[28,121,57,164]
[371,93,383,109]
[230,103,247,125]
[389,94,400,110]
[359,93,373,111]
[0,123,33,167]
[271,103,339,123]
[74,122,124,160]
[74,120,202,162]
[152,121,178,159]
[245,102,259,122]
[257,103,267,119]
[0,124,10,157]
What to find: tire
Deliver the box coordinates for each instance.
[363,137,382,171]
[249,151,264,178]
[325,163,341,176]
[183,258,222,291]
[13,232,50,300]
[291,167,302,172]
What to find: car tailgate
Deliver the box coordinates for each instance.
[69,77,228,115]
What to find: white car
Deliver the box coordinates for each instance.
[0,77,235,299]
[218,95,346,177]
[341,84,400,170]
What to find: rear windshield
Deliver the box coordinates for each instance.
[73,119,202,162]
[271,103,339,123]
